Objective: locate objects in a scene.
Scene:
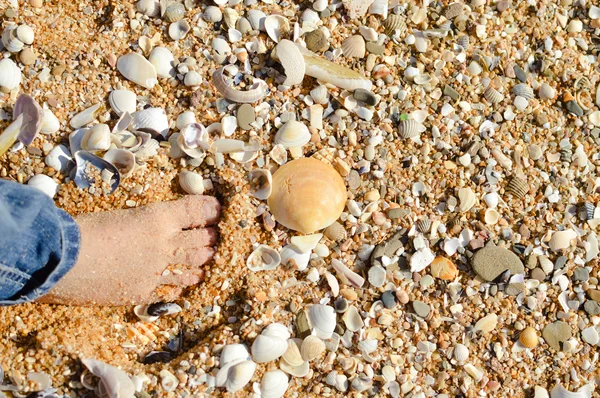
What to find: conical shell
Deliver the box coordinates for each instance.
[484,86,504,104]
[513,83,534,100]
[300,336,326,362]
[251,334,288,363]
[179,170,210,194]
[148,47,175,79]
[0,58,22,90]
[275,120,310,148]
[104,148,135,178]
[383,15,407,36]
[398,119,423,139]
[109,90,137,116]
[260,370,289,398]
[117,53,158,89]
[264,15,289,43]
[506,176,528,198]
[247,244,281,272]
[248,169,272,200]
[342,35,365,58]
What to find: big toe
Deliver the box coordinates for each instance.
[170,195,221,229]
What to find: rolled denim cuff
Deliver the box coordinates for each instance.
[0,208,80,305]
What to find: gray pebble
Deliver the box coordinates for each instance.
[566,100,584,117]
[381,290,396,309]
[505,283,525,296]
[584,300,600,315]
[443,85,460,100]
[526,255,538,269]
[542,321,572,351]
[236,103,255,130]
[471,246,524,282]
[353,88,378,106]
[554,256,567,270]
[370,229,407,267]
[513,65,526,82]
[366,42,385,55]
[572,267,589,282]
[388,208,409,220]
[412,300,430,318]
[531,268,546,281]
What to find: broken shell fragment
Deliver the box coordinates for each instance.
[45,144,72,174]
[280,244,311,271]
[247,244,281,272]
[70,103,103,129]
[81,124,111,152]
[264,15,290,43]
[248,169,272,200]
[212,67,269,103]
[103,149,135,178]
[117,52,158,89]
[40,109,60,134]
[290,233,322,253]
[272,39,305,86]
[81,358,136,398]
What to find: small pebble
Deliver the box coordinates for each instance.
[381,291,396,309]
[412,300,430,318]
[237,104,255,130]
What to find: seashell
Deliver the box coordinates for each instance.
[236,16,252,34]
[300,335,326,361]
[484,208,500,225]
[72,150,120,193]
[367,265,386,287]
[272,39,305,86]
[248,169,272,200]
[220,344,251,367]
[463,364,483,382]
[108,90,136,117]
[169,19,190,41]
[351,375,373,392]
[218,360,256,393]
[163,2,185,22]
[228,28,242,43]
[117,53,158,89]
[178,170,209,194]
[159,369,178,392]
[269,144,287,165]
[519,327,538,348]
[279,358,309,378]
[176,111,196,130]
[45,144,72,174]
[342,35,366,58]
[473,313,498,333]
[260,370,289,398]
[342,305,363,332]
[247,244,281,272]
[212,67,268,103]
[383,14,407,36]
[221,115,237,137]
[103,149,135,178]
[550,383,594,398]
[484,86,504,104]
[251,334,288,363]
[2,26,24,53]
[0,58,22,90]
[133,136,160,161]
[398,119,423,139]
[458,187,476,212]
[264,15,290,43]
[70,103,103,129]
[211,138,247,154]
[457,35,469,49]
[537,255,553,275]
[454,343,469,361]
[81,358,136,398]
[203,5,222,22]
[483,192,499,208]
[262,323,291,341]
[27,174,58,198]
[184,70,202,86]
[132,107,169,138]
[268,158,347,234]
[308,304,336,339]
[506,175,528,198]
[148,47,175,79]
[444,2,463,19]
[513,83,534,100]
[324,221,346,241]
[416,218,431,233]
[581,201,595,220]
[247,9,266,31]
[40,109,60,134]
[280,244,311,271]
[82,124,111,152]
[222,7,239,28]
[137,0,160,16]
[147,301,182,317]
[16,24,34,45]
[275,120,310,149]
[281,339,304,367]
[331,258,365,288]
[290,233,322,254]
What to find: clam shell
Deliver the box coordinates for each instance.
[281,339,303,367]
[264,15,289,43]
[248,169,272,200]
[398,119,423,139]
[81,124,111,152]
[148,47,175,79]
[40,109,60,134]
[383,14,407,36]
[519,327,538,348]
[279,358,309,377]
[108,90,136,116]
[247,9,266,31]
[247,244,281,272]
[27,174,58,198]
[458,187,476,212]
[132,107,169,138]
[453,343,469,361]
[176,111,196,130]
[132,136,160,161]
[70,103,103,129]
[117,53,158,89]
[308,304,336,339]
[184,70,202,86]
[275,120,310,148]
[538,255,554,275]
[137,0,160,16]
[236,16,252,34]
[342,305,363,332]
[484,86,504,104]
[300,335,326,362]
[443,2,463,19]
[169,20,190,41]
[81,358,136,398]
[72,150,120,193]
[204,6,222,23]
[0,58,22,90]
[262,323,291,340]
[220,344,251,366]
[16,24,34,45]
[342,35,366,58]
[221,115,237,136]
[45,144,72,174]
[104,149,135,178]
[280,244,311,271]
[251,334,288,363]
[260,370,289,398]
[2,26,24,53]
[219,360,256,393]
[367,265,386,287]
[163,2,185,22]
[484,208,500,225]
[179,170,210,194]
[513,83,534,100]
[506,175,528,198]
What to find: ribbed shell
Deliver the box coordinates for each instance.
[164,3,185,22]
[398,119,421,139]
[324,221,346,241]
[582,201,596,220]
[383,15,407,36]
[443,2,463,19]
[519,327,538,348]
[484,86,504,104]
[416,219,431,233]
[505,176,528,198]
[513,83,534,99]
[456,35,469,49]
[341,35,365,58]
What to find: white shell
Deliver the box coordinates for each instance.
[219,360,256,393]
[41,109,60,134]
[70,103,102,129]
[310,85,329,104]
[2,26,24,53]
[247,9,266,31]
[117,53,158,89]
[269,144,287,165]
[27,175,58,198]
[148,47,175,79]
[281,339,304,367]
[290,233,322,253]
[367,265,386,287]
[45,144,72,173]
[159,370,179,392]
[538,255,554,275]
[220,344,251,366]
[16,24,34,44]
[342,35,366,58]
[483,192,498,208]
[331,258,365,288]
[212,67,268,103]
[484,208,500,225]
[204,6,223,22]
[275,120,310,148]
[484,86,504,104]
[280,244,311,271]
[279,359,309,377]
[136,0,160,16]
[184,70,202,86]
[458,187,476,212]
[248,169,272,200]
[273,39,305,86]
[260,370,289,398]
[179,170,210,194]
[301,335,326,361]
[81,124,111,152]
[264,15,290,43]
[513,83,534,100]
[109,90,137,116]
[0,58,22,90]
[133,137,160,161]
[453,343,469,361]
[247,244,281,272]
[221,115,237,136]
[176,111,196,129]
[132,107,169,138]
[169,20,190,41]
[251,334,288,363]
[308,304,336,339]
[262,323,291,340]
[81,358,136,398]
[342,305,363,332]
[550,383,594,398]
[104,149,135,178]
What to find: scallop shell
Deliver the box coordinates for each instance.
[443,2,463,19]
[132,107,169,138]
[248,169,272,200]
[163,2,185,22]
[281,339,304,367]
[104,149,135,178]
[342,35,366,58]
[81,358,136,398]
[0,58,22,90]
[506,176,528,198]
[416,219,431,233]
[264,15,289,43]
[453,343,469,361]
[81,124,111,152]
[367,265,386,288]
[300,336,326,362]
[72,150,120,193]
[308,304,336,339]
[117,53,158,89]
[179,170,210,194]
[133,136,160,161]
[260,370,289,398]
[280,244,311,271]
[137,0,160,16]
[398,119,423,139]
[247,244,281,272]
[519,327,538,348]
[538,255,554,275]
[108,90,137,116]
[251,334,288,363]
[324,221,346,241]
[40,109,60,134]
[70,103,103,129]
[148,47,175,79]
[484,86,504,104]
[169,20,190,41]
[45,144,72,174]
[27,174,58,198]
[383,14,407,36]
[513,83,534,100]
[275,120,310,149]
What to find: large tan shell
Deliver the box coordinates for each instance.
[341,35,366,58]
[484,86,504,104]
[506,176,528,198]
[268,158,347,234]
[383,15,407,36]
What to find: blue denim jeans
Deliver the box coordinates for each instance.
[0,179,80,305]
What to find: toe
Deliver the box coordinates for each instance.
[171,195,221,229]
[172,228,218,248]
[171,247,216,266]
[160,269,204,286]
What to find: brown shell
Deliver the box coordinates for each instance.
[383,15,407,36]
[416,219,432,233]
[456,35,469,49]
[324,221,346,241]
[506,176,528,198]
[443,2,464,20]
[519,327,538,348]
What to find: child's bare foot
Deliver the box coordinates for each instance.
[37,196,220,306]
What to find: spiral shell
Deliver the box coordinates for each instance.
[484,86,504,104]
[398,119,422,139]
[513,83,534,100]
[443,2,463,19]
[342,35,365,58]
[383,15,407,36]
[505,176,528,198]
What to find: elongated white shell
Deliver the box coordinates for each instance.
[41,109,60,134]
[247,244,281,272]
[248,169,272,200]
[275,120,310,148]
[70,103,102,129]
[179,170,211,195]
[108,90,136,116]
[308,304,336,339]
[251,334,288,363]
[117,53,158,89]
[0,58,22,90]
[132,107,169,138]
[212,67,268,103]
[260,370,289,398]
[104,149,135,178]
[27,174,58,198]
[81,358,136,398]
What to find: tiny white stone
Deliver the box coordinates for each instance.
[581,326,599,345]
[514,95,528,111]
